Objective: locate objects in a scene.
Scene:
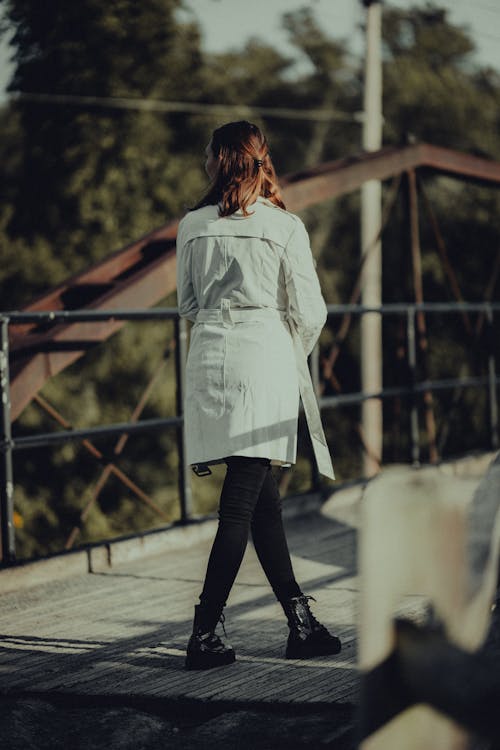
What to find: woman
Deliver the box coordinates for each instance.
[176,121,340,670]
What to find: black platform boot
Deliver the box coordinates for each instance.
[282,595,342,659]
[185,603,236,670]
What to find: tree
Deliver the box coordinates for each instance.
[2,0,206,294]
[1,2,499,557]
[0,0,211,556]
[382,4,500,157]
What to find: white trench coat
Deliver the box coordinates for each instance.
[175,196,335,479]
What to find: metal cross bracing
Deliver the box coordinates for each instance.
[0,309,193,565]
[1,300,499,566]
[1,142,500,564]
[8,142,500,423]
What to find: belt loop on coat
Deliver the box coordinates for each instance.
[220,298,234,328]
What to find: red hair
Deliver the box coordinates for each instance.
[192,121,286,217]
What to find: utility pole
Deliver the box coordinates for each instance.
[360,0,383,477]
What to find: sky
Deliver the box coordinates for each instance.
[1,0,500,102]
[182,0,500,71]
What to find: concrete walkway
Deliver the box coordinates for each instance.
[0,453,495,749]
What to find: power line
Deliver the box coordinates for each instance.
[11,91,364,123]
[474,1,500,13]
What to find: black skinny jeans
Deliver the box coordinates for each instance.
[199,455,301,611]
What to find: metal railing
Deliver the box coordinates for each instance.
[1,302,499,566]
[318,302,499,466]
[0,308,191,566]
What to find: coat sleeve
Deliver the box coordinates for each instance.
[281,218,328,357]
[176,221,199,323]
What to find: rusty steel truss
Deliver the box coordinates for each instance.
[8,142,500,421]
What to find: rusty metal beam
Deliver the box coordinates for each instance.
[417,143,500,185]
[281,143,500,212]
[8,142,500,421]
[10,247,177,419]
[9,220,179,340]
[282,145,422,211]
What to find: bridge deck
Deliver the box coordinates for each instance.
[0,494,359,709]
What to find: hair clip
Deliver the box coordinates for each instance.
[255,159,263,167]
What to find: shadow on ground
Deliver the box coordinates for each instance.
[1,693,356,750]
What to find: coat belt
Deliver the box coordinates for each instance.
[194,299,335,480]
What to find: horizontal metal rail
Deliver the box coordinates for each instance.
[320,376,500,409]
[6,308,180,324]
[0,310,191,566]
[4,302,500,323]
[7,416,183,452]
[0,302,498,566]
[325,302,500,315]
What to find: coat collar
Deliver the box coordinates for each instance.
[227,196,275,218]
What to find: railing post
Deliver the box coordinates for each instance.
[407,169,438,463]
[486,306,499,450]
[406,307,420,466]
[0,316,15,565]
[310,340,322,491]
[174,316,193,523]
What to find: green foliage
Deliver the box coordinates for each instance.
[0,1,499,558]
[382,4,500,157]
